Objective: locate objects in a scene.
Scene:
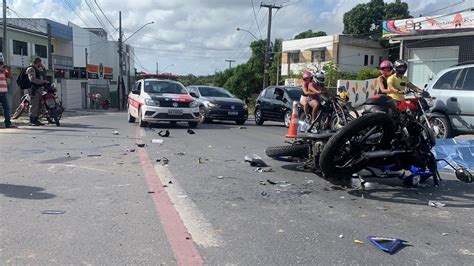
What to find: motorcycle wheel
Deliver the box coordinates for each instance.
[54,117,60,127]
[12,105,25,119]
[265,144,310,158]
[319,113,395,180]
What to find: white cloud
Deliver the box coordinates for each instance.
[5,0,472,75]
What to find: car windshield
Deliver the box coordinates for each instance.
[144,80,188,94]
[198,87,233,98]
[286,87,303,100]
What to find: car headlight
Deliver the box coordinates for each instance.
[145,98,159,106]
[208,102,219,108]
[190,100,199,108]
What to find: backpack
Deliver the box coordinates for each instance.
[16,67,31,90]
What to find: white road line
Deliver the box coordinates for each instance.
[154,164,223,247]
[45,164,112,173]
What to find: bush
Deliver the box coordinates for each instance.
[356,67,380,80]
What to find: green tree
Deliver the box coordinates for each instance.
[293,30,327,40]
[356,67,380,80]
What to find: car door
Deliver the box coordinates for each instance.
[272,87,288,120]
[260,87,275,119]
[451,67,474,132]
[128,81,141,117]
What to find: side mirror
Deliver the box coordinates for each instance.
[275,95,283,101]
[455,168,472,183]
[131,90,140,95]
[282,98,288,103]
[190,92,199,98]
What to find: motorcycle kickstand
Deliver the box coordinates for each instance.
[358,175,366,190]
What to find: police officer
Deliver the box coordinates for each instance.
[26,57,49,126]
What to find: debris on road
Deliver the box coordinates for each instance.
[136,143,146,147]
[177,195,188,198]
[125,148,136,152]
[238,126,247,129]
[148,191,155,194]
[187,129,196,135]
[306,180,314,184]
[339,234,344,239]
[441,233,450,236]
[161,157,169,165]
[244,154,268,167]
[259,181,267,185]
[368,236,407,254]
[151,139,164,144]
[174,152,186,156]
[428,200,446,208]
[87,154,102,157]
[217,176,224,179]
[261,191,268,197]
[41,210,66,215]
[254,167,273,173]
[112,130,120,135]
[354,240,364,244]
[158,130,170,137]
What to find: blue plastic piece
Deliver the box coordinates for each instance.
[368,236,407,254]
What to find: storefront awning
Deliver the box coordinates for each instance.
[306,47,326,51]
[282,49,300,53]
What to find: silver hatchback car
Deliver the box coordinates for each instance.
[425,63,474,138]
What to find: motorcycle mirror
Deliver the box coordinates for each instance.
[455,167,473,183]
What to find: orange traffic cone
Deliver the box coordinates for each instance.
[286,101,299,138]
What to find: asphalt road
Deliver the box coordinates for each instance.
[1,112,473,265]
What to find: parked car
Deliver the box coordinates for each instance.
[127,77,200,128]
[187,86,248,125]
[425,62,474,138]
[254,86,303,127]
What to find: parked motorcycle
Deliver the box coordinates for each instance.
[12,84,64,126]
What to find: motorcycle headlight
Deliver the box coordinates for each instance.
[190,100,199,108]
[208,102,219,108]
[145,98,159,106]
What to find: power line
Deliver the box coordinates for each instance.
[420,0,465,17]
[251,0,263,39]
[84,0,107,29]
[93,0,117,31]
[63,0,91,28]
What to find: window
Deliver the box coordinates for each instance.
[198,87,232,98]
[289,53,299,64]
[143,80,187,94]
[432,69,461,90]
[311,50,325,63]
[264,88,275,98]
[0,37,3,52]
[456,67,474,91]
[364,55,368,66]
[13,40,28,55]
[35,44,47,58]
[370,55,374,65]
[135,82,142,92]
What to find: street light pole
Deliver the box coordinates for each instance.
[3,0,7,65]
[236,27,259,41]
[123,21,154,42]
[260,3,281,89]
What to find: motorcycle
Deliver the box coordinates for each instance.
[266,90,472,186]
[12,84,64,126]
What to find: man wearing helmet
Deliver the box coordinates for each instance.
[301,71,325,123]
[387,60,423,101]
[376,60,393,94]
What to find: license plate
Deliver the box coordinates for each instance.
[46,98,56,108]
[168,109,183,116]
[228,111,239,116]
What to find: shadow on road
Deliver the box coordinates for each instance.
[0,184,56,200]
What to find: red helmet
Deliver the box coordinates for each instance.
[302,71,313,80]
[379,60,393,77]
[379,60,392,69]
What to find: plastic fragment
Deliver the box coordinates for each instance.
[187,129,195,135]
[112,131,119,135]
[428,200,446,208]
[354,240,364,244]
[151,139,164,144]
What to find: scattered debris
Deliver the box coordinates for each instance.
[136,143,146,147]
[278,229,284,233]
[156,158,162,162]
[259,181,267,185]
[87,154,102,157]
[261,191,268,197]
[224,159,237,162]
[168,180,173,184]
[238,126,247,129]
[187,129,195,135]
[376,206,389,211]
[244,154,268,167]
[148,191,155,194]
[428,200,446,208]
[306,180,314,184]
[254,167,273,173]
[441,233,450,236]
[340,196,345,199]
[126,148,136,152]
[41,210,66,215]
[354,240,364,244]
[161,157,169,165]
[368,236,407,254]
[216,176,224,179]
[174,152,186,156]
[151,139,164,144]
[339,234,344,239]
[158,130,170,137]
[176,195,188,198]
[112,130,120,135]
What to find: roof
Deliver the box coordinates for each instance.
[138,73,180,81]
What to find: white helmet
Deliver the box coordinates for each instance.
[314,70,325,84]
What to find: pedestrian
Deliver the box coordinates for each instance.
[0,53,15,128]
[26,57,49,126]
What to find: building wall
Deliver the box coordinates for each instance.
[338,44,387,73]
[403,35,474,63]
[1,27,49,68]
[58,79,83,109]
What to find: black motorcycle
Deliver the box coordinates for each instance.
[41,84,64,126]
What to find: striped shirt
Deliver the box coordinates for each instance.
[0,68,11,94]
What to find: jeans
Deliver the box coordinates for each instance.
[0,93,11,127]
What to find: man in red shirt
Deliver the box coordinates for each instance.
[0,53,14,128]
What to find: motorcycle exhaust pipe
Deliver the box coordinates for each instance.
[362,150,410,159]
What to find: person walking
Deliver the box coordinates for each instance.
[0,53,14,128]
[26,57,49,126]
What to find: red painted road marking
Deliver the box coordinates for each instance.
[135,127,203,265]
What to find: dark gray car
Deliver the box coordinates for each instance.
[187,86,248,125]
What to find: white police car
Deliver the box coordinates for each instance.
[127,75,200,128]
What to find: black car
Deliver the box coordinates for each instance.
[187,86,248,125]
[255,86,303,127]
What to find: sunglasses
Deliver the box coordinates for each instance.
[381,67,392,71]
[303,77,312,81]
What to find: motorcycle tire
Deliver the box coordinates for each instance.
[265,144,310,158]
[319,113,395,180]
[54,117,60,127]
[12,105,25,119]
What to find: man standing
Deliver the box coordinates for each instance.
[0,53,14,128]
[26,57,49,126]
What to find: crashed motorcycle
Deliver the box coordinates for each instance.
[12,84,64,126]
[267,90,472,186]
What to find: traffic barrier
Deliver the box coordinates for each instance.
[286,101,299,138]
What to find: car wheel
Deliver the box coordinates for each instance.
[255,108,264,125]
[188,121,198,128]
[138,108,148,128]
[236,119,246,125]
[430,114,452,138]
[284,110,292,128]
[127,105,136,123]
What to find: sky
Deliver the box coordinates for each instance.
[3,0,473,75]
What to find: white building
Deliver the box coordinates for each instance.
[281,34,388,76]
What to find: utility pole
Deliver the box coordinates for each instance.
[47,23,52,69]
[156,62,159,74]
[3,0,7,65]
[225,59,235,69]
[117,11,123,111]
[260,3,281,89]
[85,48,88,109]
